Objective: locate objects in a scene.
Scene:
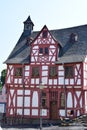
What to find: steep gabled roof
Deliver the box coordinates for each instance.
[4,24,87,64]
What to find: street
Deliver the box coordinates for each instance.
[1,126,87,130]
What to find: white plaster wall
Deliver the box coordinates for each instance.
[77,110,80,116]
[32,109,38,116]
[19,78,22,84]
[58,71,64,76]
[33,46,38,49]
[83,63,87,86]
[17,90,23,95]
[7,69,11,83]
[24,97,30,107]
[14,78,22,84]
[31,79,34,84]
[49,56,52,61]
[10,109,13,114]
[77,79,81,85]
[24,109,30,115]
[58,77,64,85]
[80,97,82,108]
[31,57,35,62]
[85,92,87,111]
[17,97,23,107]
[25,90,30,95]
[54,79,57,85]
[74,96,77,108]
[42,71,48,76]
[74,91,81,108]
[49,79,52,85]
[70,79,74,85]
[58,65,64,70]
[7,76,10,83]
[36,79,39,84]
[25,66,30,70]
[76,91,81,98]
[51,56,55,62]
[42,66,48,70]
[7,65,13,83]
[25,71,29,76]
[17,109,22,115]
[65,79,68,85]
[42,77,47,84]
[8,94,11,107]
[50,45,55,49]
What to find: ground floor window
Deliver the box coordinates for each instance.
[60,92,65,108]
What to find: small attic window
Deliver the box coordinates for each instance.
[43,31,47,38]
[70,33,78,42]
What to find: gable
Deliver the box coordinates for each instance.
[30,25,59,64]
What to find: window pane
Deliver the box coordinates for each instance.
[39,48,43,54]
[65,66,74,78]
[45,47,49,55]
[32,67,39,77]
[49,66,57,78]
[15,67,22,76]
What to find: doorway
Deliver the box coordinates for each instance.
[50,101,58,119]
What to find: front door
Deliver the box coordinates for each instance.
[50,101,58,119]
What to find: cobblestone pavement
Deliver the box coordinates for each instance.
[1,126,87,130]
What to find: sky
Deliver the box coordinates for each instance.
[0,0,87,75]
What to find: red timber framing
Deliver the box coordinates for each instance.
[5,25,87,122]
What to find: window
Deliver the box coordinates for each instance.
[15,67,22,77]
[43,31,47,38]
[60,92,65,108]
[39,48,43,54]
[32,67,39,77]
[65,66,74,78]
[45,47,49,54]
[49,66,57,78]
[41,91,47,107]
[39,47,49,55]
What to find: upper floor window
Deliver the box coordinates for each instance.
[15,67,22,77]
[43,31,47,38]
[39,48,43,54]
[49,66,57,78]
[45,47,49,54]
[65,66,74,78]
[39,47,49,55]
[32,67,39,77]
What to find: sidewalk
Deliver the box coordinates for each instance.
[1,126,87,130]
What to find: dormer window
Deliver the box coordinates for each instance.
[43,31,47,38]
[70,33,78,42]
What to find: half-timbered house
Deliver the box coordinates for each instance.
[4,16,87,122]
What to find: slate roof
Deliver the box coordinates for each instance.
[4,24,87,64]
